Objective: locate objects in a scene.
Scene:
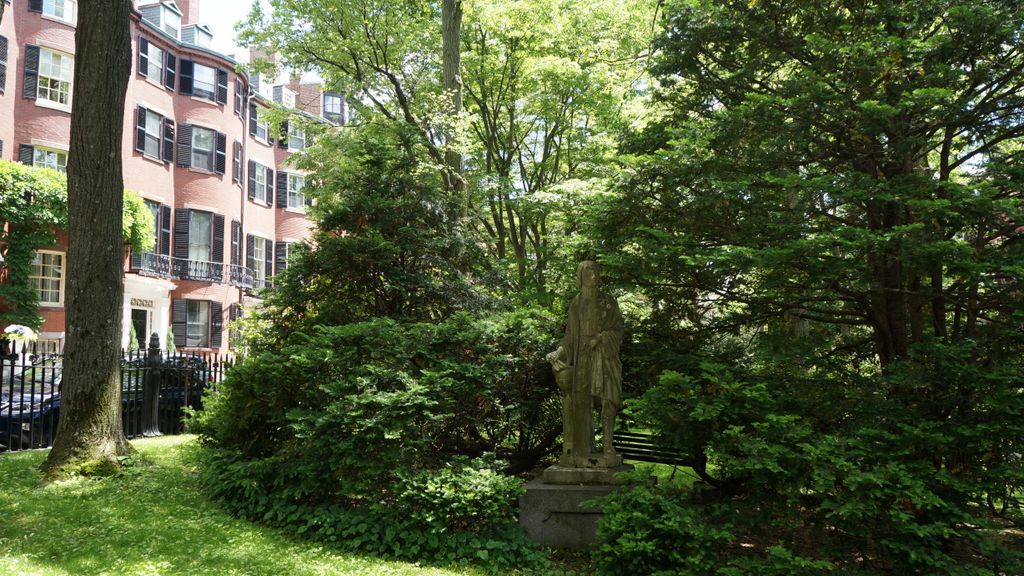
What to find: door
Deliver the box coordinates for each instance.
[131,308,149,349]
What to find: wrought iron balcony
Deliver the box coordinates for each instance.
[171,258,224,283]
[228,265,254,289]
[131,252,173,278]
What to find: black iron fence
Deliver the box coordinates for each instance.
[0,338,232,452]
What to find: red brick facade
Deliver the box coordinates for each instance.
[0,0,331,353]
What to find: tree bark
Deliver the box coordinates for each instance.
[41,0,133,480]
[441,0,466,211]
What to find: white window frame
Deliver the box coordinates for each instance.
[323,92,342,118]
[162,5,181,39]
[188,210,212,262]
[142,109,162,159]
[191,126,215,172]
[287,174,305,209]
[34,147,68,173]
[37,48,74,108]
[42,0,77,25]
[30,251,65,307]
[143,43,164,83]
[192,62,216,100]
[253,164,268,203]
[255,109,268,142]
[287,125,306,151]
[185,300,209,348]
[251,238,266,285]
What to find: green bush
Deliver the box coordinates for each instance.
[191,312,556,571]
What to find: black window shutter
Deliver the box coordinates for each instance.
[174,209,190,259]
[134,107,147,153]
[277,120,288,149]
[210,301,223,348]
[212,214,225,263]
[160,205,172,256]
[0,36,8,93]
[245,234,255,272]
[137,37,149,77]
[264,239,274,280]
[232,141,241,184]
[248,103,257,136]
[162,118,175,163]
[18,144,34,165]
[176,124,192,167]
[28,0,42,13]
[178,59,194,95]
[275,242,288,274]
[230,220,241,266]
[216,69,228,104]
[214,132,227,175]
[247,160,256,200]
[172,299,187,349]
[22,45,39,100]
[266,167,274,203]
[234,79,243,116]
[276,171,288,208]
[163,53,176,90]
[0,141,4,159]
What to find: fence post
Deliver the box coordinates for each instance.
[141,332,163,437]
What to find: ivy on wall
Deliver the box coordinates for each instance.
[0,160,154,329]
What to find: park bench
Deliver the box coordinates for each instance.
[612,430,692,467]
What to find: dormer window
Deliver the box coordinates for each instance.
[273,85,296,109]
[162,6,181,38]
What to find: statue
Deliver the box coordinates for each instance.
[546,260,623,468]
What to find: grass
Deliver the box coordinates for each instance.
[0,436,487,576]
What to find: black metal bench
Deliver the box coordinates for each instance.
[612,430,692,467]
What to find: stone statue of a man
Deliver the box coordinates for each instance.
[546,260,623,468]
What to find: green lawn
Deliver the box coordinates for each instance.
[0,436,486,576]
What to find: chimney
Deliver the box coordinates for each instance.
[177,0,202,25]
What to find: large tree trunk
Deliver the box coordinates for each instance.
[41,0,133,480]
[441,0,466,211]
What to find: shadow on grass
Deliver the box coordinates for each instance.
[0,436,483,576]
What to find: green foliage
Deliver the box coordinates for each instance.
[190,318,553,570]
[122,189,155,254]
[587,0,1024,573]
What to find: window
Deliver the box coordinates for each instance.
[192,63,216,100]
[142,43,164,83]
[323,91,344,123]
[30,251,64,306]
[141,109,162,158]
[162,5,181,39]
[255,108,268,141]
[288,125,306,151]
[37,48,73,106]
[43,0,77,24]
[186,300,209,347]
[287,174,306,209]
[252,164,268,203]
[188,210,212,262]
[0,35,8,93]
[191,126,215,171]
[251,238,266,286]
[33,147,67,173]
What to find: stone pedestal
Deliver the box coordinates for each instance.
[519,477,618,550]
[519,462,635,549]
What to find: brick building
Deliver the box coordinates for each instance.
[0,0,343,353]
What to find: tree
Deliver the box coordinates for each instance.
[591,0,1024,572]
[41,0,133,480]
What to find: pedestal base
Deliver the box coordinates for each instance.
[518,477,619,549]
[542,463,633,485]
[558,451,623,469]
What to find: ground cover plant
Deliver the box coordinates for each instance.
[0,436,489,576]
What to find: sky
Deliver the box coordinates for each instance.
[199,0,268,62]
